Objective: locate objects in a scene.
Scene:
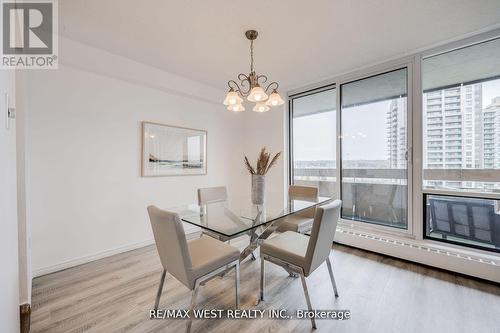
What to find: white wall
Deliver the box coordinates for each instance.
[240,107,287,200]
[0,70,20,332]
[24,38,244,276]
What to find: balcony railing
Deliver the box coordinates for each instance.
[293,167,500,199]
[293,167,500,230]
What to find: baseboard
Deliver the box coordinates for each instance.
[33,224,201,278]
[33,238,155,277]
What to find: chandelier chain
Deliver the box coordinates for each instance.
[250,39,254,73]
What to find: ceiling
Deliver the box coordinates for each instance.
[60,0,500,92]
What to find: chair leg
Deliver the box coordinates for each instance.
[299,273,316,329]
[186,282,199,333]
[260,256,265,301]
[326,258,339,297]
[235,261,240,308]
[154,270,167,310]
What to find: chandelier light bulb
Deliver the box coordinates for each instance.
[247,86,268,103]
[252,102,270,113]
[227,103,245,112]
[266,91,285,106]
[223,90,243,106]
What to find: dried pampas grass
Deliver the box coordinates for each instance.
[244,147,281,175]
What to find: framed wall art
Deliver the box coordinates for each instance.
[141,122,207,177]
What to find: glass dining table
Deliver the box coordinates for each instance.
[169,194,331,262]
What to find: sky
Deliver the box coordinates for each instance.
[293,79,500,162]
[293,99,393,161]
[293,111,336,161]
[482,79,500,108]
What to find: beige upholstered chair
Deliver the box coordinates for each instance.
[197,187,227,241]
[197,186,232,241]
[147,206,240,333]
[277,185,319,234]
[260,200,342,329]
[197,186,228,205]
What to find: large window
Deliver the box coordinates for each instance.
[340,69,408,229]
[288,33,500,255]
[422,38,500,192]
[423,38,500,251]
[290,87,336,197]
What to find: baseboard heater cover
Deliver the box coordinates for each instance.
[336,228,499,283]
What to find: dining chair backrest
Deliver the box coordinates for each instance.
[304,200,341,276]
[147,205,192,288]
[198,186,228,205]
[289,185,318,218]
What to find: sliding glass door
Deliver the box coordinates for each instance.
[340,68,409,229]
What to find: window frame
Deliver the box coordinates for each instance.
[288,84,337,189]
[288,59,415,238]
[286,28,500,254]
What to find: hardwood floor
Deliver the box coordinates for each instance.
[31,241,500,333]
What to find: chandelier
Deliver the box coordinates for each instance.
[223,30,285,112]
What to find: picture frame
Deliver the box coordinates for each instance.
[141,121,207,177]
